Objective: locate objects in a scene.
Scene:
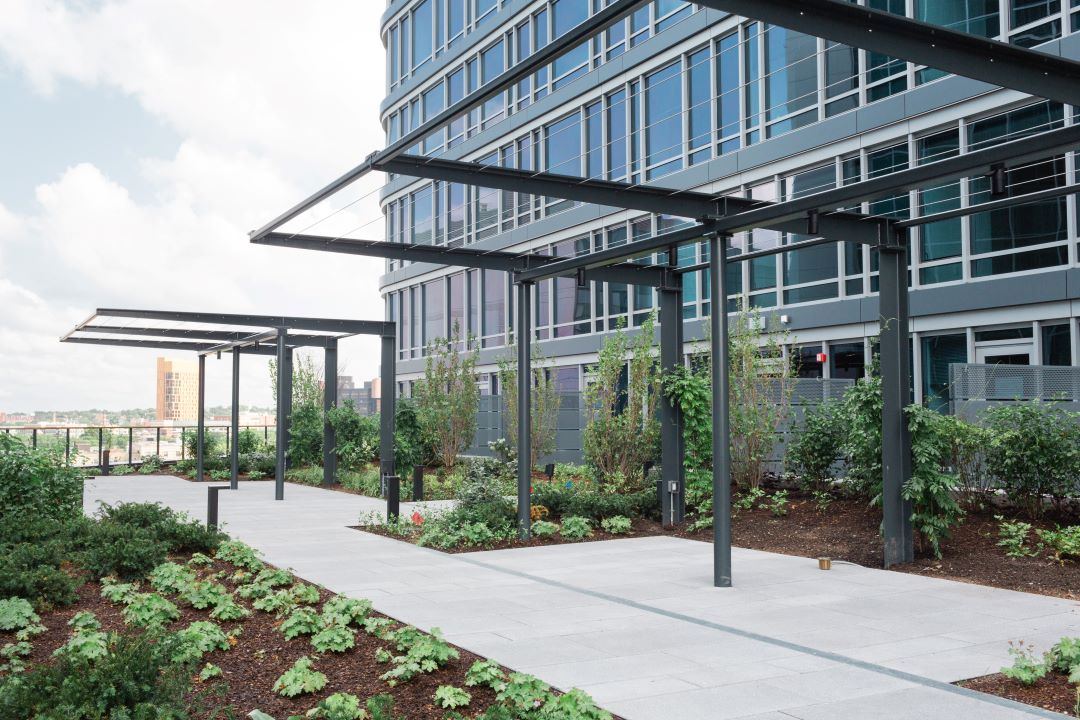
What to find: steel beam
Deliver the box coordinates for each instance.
[879,239,915,568]
[379,334,396,487]
[197,355,206,484]
[94,308,391,337]
[711,234,733,588]
[896,184,1080,228]
[249,0,649,242]
[658,268,685,526]
[324,340,338,487]
[379,156,883,246]
[201,330,279,357]
[274,331,287,501]
[696,0,1080,107]
[518,223,716,282]
[230,350,240,490]
[716,125,1080,236]
[283,348,293,474]
[254,232,668,287]
[516,280,533,541]
[74,326,350,348]
[61,337,276,355]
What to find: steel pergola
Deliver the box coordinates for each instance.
[250,0,1080,585]
[61,309,397,501]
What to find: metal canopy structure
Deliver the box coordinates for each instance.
[251,0,1080,586]
[61,309,397,502]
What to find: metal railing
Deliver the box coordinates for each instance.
[0,424,276,468]
[949,364,1080,421]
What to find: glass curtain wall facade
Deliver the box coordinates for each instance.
[380,0,1080,421]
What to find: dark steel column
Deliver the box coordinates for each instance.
[710,234,732,588]
[515,279,533,541]
[879,235,915,567]
[282,348,294,472]
[658,266,685,526]
[230,350,240,490]
[274,331,287,501]
[323,340,338,486]
[379,334,396,489]
[197,354,206,483]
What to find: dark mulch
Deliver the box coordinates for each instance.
[363,490,1080,601]
[358,516,669,552]
[14,559,504,719]
[959,672,1079,716]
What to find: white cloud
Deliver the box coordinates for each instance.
[0,1,389,411]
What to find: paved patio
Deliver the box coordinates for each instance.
[85,475,1080,719]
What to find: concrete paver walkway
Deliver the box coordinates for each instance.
[85,476,1080,719]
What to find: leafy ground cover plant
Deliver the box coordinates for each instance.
[1036,526,1080,564]
[531,520,559,538]
[600,516,632,535]
[559,516,594,541]
[433,685,471,709]
[1001,641,1049,685]
[122,592,180,628]
[273,655,328,697]
[378,626,459,686]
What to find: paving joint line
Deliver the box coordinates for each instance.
[445,551,1067,719]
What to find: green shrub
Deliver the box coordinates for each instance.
[286,466,325,487]
[531,483,655,521]
[112,464,136,476]
[996,517,1034,558]
[81,523,169,581]
[560,516,594,541]
[1048,637,1080,674]
[327,401,380,469]
[786,401,844,490]
[1001,641,1049,685]
[339,466,380,495]
[174,459,195,476]
[0,433,84,523]
[0,631,196,719]
[1036,526,1080,564]
[138,455,163,474]
[458,458,515,508]
[183,429,223,461]
[450,499,516,533]
[531,520,559,538]
[600,516,632,534]
[982,402,1080,518]
[288,404,325,469]
[237,428,264,455]
[96,501,225,555]
[242,452,277,476]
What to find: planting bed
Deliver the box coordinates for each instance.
[16,560,507,720]
[959,672,1079,717]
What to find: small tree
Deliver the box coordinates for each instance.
[269,353,326,467]
[413,324,480,469]
[498,343,561,470]
[728,303,792,488]
[583,315,660,490]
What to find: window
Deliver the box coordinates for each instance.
[606,90,627,180]
[423,278,445,347]
[644,63,683,179]
[482,269,505,347]
[480,41,505,127]
[716,32,740,152]
[922,334,967,412]
[916,131,962,282]
[687,48,712,165]
[1042,324,1072,365]
[545,113,582,177]
[412,0,433,71]
[554,237,592,336]
[552,0,589,86]
[764,26,818,127]
[411,186,433,245]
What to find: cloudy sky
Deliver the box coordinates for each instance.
[0,1,390,412]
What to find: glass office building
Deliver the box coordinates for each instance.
[379,0,1080,419]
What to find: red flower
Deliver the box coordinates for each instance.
[410,511,424,526]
